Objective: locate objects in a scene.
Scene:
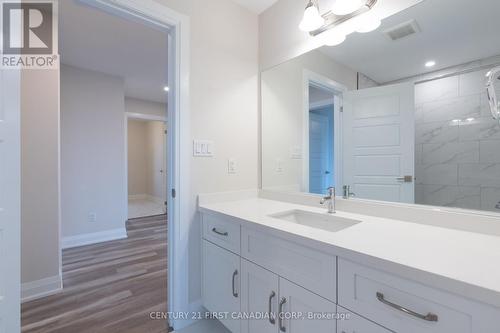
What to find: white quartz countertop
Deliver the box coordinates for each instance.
[199,197,500,308]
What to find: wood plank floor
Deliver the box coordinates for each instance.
[22,215,169,333]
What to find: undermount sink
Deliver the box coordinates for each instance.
[269,209,361,233]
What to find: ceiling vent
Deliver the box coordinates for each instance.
[383,19,420,41]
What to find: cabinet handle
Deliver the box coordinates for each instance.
[278,297,287,332]
[212,227,228,236]
[268,291,276,325]
[376,292,438,322]
[232,270,238,297]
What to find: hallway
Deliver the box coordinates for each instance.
[21,215,168,333]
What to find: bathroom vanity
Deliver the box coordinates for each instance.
[199,191,500,333]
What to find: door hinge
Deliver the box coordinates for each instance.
[340,106,344,113]
[171,188,176,198]
[164,130,167,134]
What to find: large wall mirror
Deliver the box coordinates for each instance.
[261,0,500,213]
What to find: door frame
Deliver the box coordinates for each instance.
[79,0,191,329]
[124,112,168,217]
[302,69,347,193]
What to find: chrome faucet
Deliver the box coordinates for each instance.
[342,185,355,199]
[320,187,336,214]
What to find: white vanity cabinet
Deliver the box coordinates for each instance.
[201,212,500,333]
[202,240,241,333]
[240,259,336,333]
[337,307,393,333]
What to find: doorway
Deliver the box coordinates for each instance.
[303,70,346,194]
[127,116,168,219]
[308,85,335,195]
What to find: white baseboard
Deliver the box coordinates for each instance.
[22,275,63,303]
[62,228,128,249]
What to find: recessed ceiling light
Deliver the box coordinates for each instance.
[425,60,436,68]
[163,86,170,92]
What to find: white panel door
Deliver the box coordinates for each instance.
[309,112,333,195]
[278,278,336,333]
[202,240,241,333]
[343,83,415,203]
[241,259,279,333]
[0,68,21,332]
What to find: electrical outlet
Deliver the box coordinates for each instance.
[88,213,97,223]
[228,158,237,174]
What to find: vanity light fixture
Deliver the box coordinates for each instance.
[425,60,436,68]
[299,0,324,32]
[332,0,366,16]
[300,0,379,47]
[324,30,346,46]
[354,13,382,33]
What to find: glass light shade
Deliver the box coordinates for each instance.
[331,0,365,16]
[324,31,346,46]
[354,15,381,33]
[299,3,324,32]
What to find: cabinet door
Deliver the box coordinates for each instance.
[241,259,279,333]
[337,306,393,333]
[278,278,336,333]
[202,240,241,333]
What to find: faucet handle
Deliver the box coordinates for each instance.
[326,186,336,196]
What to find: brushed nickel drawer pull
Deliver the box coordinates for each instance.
[376,292,438,322]
[232,270,238,298]
[278,297,287,332]
[268,291,276,325]
[212,227,228,236]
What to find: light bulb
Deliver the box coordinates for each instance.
[331,0,365,16]
[299,2,324,32]
[425,61,436,68]
[324,31,346,46]
[354,15,381,33]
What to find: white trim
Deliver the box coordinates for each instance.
[21,275,63,303]
[309,97,335,110]
[79,1,190,330]
[302,69,347,193]
[62,228,128,249]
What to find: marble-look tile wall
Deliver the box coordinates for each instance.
[415,68,500,212]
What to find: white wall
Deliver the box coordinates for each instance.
[21,70,61,290]
[125,97,166,118]
[156,0,259,305]
[61,65,127,239]
[261,49,357,191]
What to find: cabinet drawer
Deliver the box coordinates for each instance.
[241,227,336,301]
[338,258,500,333]
[202,213,240,254]
[337,306,393,333]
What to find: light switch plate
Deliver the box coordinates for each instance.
[193,140,214,157]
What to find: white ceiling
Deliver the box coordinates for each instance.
[59,1,168,103]
[320,0,500,83]
[230,0,279,14]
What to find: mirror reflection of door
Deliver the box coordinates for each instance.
[343,82,415,203]
[309,85,334,195]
